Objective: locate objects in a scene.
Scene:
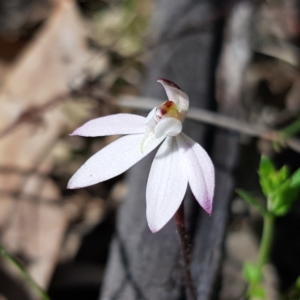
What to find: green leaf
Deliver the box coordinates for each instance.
[0,244,50,300]
[258,158,300,216]
[280,117,300,139]
[278,166,289,183]
[259,157,292,204]
[268,166,289,191]
[259,157,276,198]
[290,168,300,187]
[248,284,265,299]
[243,262,262,284]
[269,176,300,216]
[259,156,275,177]
[236,189,268,216]
[296,276,300,288]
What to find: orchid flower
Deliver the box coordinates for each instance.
[68,79,215,233]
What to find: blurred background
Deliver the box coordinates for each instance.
[0,0,150,299]
[0,0,300,299]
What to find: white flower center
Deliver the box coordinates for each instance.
[141,101,183,152]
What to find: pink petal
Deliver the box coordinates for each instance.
[146,137,188,233]
[70,114,146,137]
[157,78,189,120]
[176,133,214,215]
[68,134,164,189]
[154,118,182,138]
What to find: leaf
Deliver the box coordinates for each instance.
[270,176,300,216]
[248,284,265,299]
[257,156,300,216]
[278,166,289,183]
[281,118,300,139]
[296,276,300,288]
[243,262,261,284]
[236,189,268,216]
[268,166,289,194]
[259,156,275,198]
[290,168,300,187]
[259,157,291,202]
[259,156,275,177]
[0,244,50,300]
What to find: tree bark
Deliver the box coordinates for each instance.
[100,0,239,299]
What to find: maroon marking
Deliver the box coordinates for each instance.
[160,108,167,115]
[157,78,182,90]
[165,101,174,108]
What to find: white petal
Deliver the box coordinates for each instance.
[176,133,214,214]
[146,137,188,232]
[140,130,155,153]
[68,134,164,189]
[157,78,189,120]
[71,114,145,137]
[154,118,182,138]
[144,107,157,130]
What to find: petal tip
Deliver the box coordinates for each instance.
[67,177,82,190]
[204,203,213,216]
[157,78,182,90]
[69,131,78,136]
[148,221,161,233]
[69,127,83,136]
[149,227,159,234]
[147,216,162,233]
[195,194,213,215]
[67,181,76,189]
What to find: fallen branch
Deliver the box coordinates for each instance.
[117,96,300,153]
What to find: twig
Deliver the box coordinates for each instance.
[2,91,300,154]
[0,93,70,139]
[0,87,112,140]
[117,96,300,153]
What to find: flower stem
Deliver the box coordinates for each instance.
[175,203,197,300]
[248,212,275,299]
[258,213,274,272]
